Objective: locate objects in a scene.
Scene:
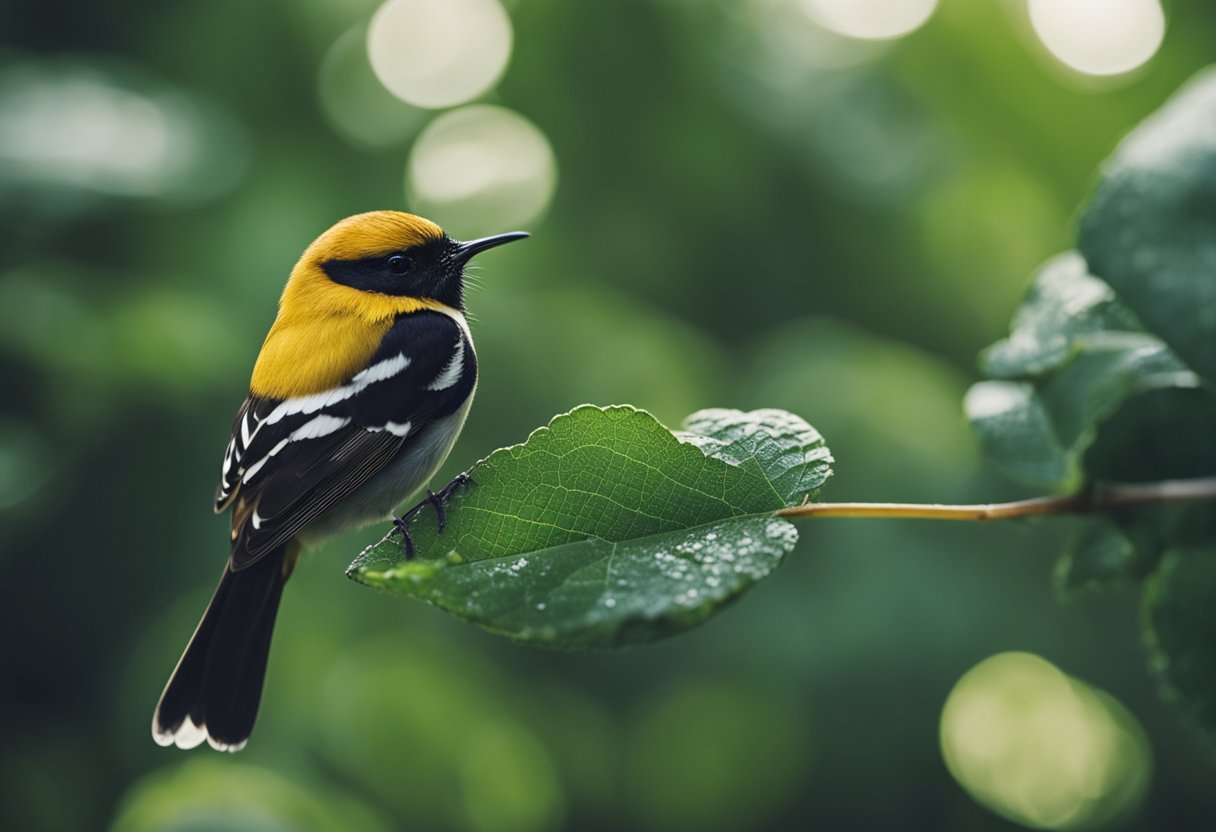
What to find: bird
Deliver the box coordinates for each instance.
[151,210,527,752]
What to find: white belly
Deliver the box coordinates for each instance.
[297,396,473,547]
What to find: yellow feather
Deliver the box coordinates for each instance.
[249,211,455,399]
[300,210,443,263]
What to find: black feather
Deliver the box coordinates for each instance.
[225,310,476,570]
[153,548,290,750]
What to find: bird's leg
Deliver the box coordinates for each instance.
[433,472,473,525]
[391,472,475,559]
[423,472,476,532]
[425,490,447,533]
[392,513,417,560]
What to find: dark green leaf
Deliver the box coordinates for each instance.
[981,252,1144,379]
[967,255,1198,492]
[965,381,1071,490]
[1055,518,1158,597]
[1036,341,1193,446]
[1078,67,1216,384]
[1144,546,1216,744]
[1084,386,1216,485]
[348,406,832,648]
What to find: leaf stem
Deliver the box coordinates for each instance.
[775,477,1216,521]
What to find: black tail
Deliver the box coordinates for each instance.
[152,546,292,752]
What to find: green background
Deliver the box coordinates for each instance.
[2,1,1214,830]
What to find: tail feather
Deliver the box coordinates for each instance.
[152,547,291,752]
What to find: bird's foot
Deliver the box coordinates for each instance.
[391,473,475,560]
[392,513,417,560]
[432,472,473,530]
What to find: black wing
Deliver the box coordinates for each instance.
[215,310,477,569]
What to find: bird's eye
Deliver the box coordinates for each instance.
[387,254,411,274]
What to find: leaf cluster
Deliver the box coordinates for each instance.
[966,69,1216,742]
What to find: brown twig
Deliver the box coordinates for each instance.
[774,477,1216,521]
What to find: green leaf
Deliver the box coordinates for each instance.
[678,407,833,502]
[1144,546,1216,744]
[1036,341,1195,446]
[1055,517,1159,598]
[1083,386,1216,485]
[981,252,1144,379]
[348,406,832,648]
[964,381,1070,490]
[1078,67,1216,384]
[966,255,1199,492]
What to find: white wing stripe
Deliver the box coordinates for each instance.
[241,438,289,481]
[291,413,350,440]
[352,352,410,384]
[239,411,257,446]
[237,413,352,484]
[426,339,464,391]
[240,415,351,482]
[266,386,353,424]
[264,353,411,426]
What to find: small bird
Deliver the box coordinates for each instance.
[152,211,527,751]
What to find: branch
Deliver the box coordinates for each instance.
[775,477,1216,522]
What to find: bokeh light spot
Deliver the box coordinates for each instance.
[109,758,393,832]
[1028,0,1165,77]
[407,105,556,234]
[319,25,427,149]
[0,59,247,207]
[799,0,939,41]
[940,652,1150,830]
[368,0,512,109]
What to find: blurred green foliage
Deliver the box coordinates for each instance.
[3,1,1216,830]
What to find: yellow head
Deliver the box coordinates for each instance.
[283,210,527,318]
[251,211,526,399]
[302,210,445,267]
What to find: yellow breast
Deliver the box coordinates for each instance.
[249,264,451,399]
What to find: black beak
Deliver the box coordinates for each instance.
[451,231,530,265]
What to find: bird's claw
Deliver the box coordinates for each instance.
[391,473,475,561]
[437,472,472,504]
[392,513,417,560]
[425,489,446,532]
